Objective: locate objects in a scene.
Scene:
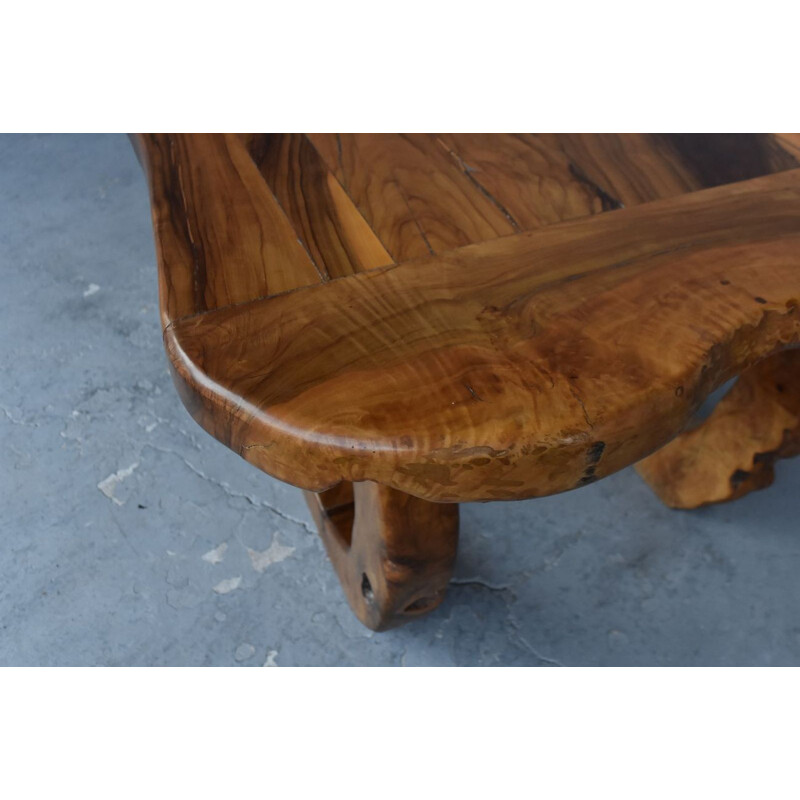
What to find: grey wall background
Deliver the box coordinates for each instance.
[2,133,799,666]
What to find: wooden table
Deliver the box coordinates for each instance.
[133,134,800,630]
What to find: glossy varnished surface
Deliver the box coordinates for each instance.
[136,134,800,503]
[137,133,322,325]
[309,133,800,246]
[243,133,393,278]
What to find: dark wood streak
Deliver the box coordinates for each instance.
[567,162,624,211]
[532,133,800,212]
[654,133,800,189]
[434,132,605,229]
[166,135,210,314]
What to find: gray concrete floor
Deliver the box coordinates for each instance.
[2,133,800,666]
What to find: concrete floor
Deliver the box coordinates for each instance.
[2,133,800,666]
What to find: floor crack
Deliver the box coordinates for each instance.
[143,443,317,535]
[452,576,565,666]
[450,577,513,595]
[1,405,39,427]
[510,622,566,667]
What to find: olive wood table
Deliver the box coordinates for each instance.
[133,133,800,630]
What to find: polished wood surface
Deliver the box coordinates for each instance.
[137,133,322,326]
[160,167,800,502]
[243,133,393,278]
[134,133,800,628]
[535,133,799,208]
[306,133,517,259]
[309,133,800,243]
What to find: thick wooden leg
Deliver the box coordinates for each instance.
[304,481,459,631]
[636,350,800,509]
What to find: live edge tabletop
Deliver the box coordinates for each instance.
[132,134,800,630]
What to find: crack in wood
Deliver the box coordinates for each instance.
[568,161,624,211]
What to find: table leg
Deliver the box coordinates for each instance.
[304,481,459,630]
[637,350,800,508]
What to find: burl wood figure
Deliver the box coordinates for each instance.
[132,133,800,631]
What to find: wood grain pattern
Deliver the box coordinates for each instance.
[636,350,800,508]
[306,133,516,260]
[161,167,800,502]
[244,133,393,279]
[136,133,322,326]
[433,133,603,229]
[530,133,694,207]
[138,134,800,326]
[533,133,800,211]
[303,134,800,256]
